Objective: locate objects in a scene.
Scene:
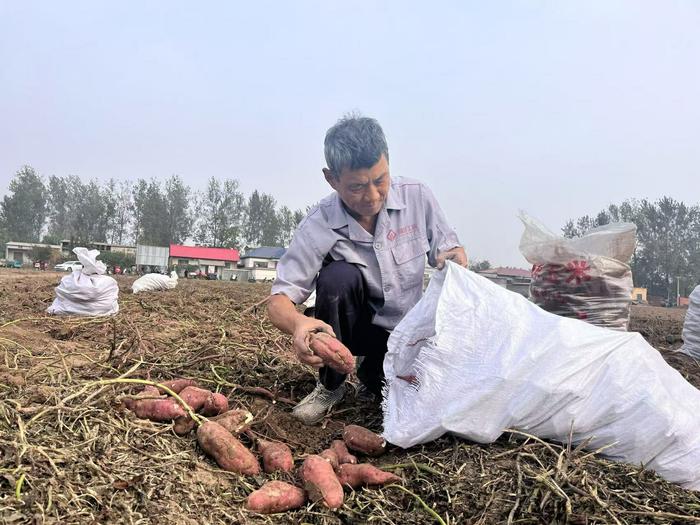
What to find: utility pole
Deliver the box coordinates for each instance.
[677,276,681,306]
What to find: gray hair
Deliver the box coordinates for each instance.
[324,114,389,175]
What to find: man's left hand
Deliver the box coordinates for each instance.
[436,246,468,269]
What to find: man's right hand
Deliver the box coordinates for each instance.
[292,316,336,368]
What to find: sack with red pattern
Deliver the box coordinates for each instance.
[518,213,636,331]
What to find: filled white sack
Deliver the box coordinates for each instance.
[47,247,119,316]
[681,286,700,359]
[132,271,178,294]
[519,212,636,331]
[382,262,700,490]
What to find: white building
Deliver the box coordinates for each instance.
[60,239,136,257]
[238,247,286,282]
[4,241,62,265]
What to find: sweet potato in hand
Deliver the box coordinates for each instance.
[343,425,386,456]
[123,397,186,421]
[246,481,306,514]
[336,463,400,489]
[300,455,344,509]
[330,440,357,465]
[197,421,260,475]
[309,332,355,374]
[257,439,294,473]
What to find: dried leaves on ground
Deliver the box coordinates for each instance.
[1,270,699,524]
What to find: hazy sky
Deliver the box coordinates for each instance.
[1,1,698,266]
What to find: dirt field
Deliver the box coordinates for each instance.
[1,269,699,524]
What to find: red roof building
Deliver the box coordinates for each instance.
[169,244,239,262]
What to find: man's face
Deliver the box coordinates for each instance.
[324,154,390,219]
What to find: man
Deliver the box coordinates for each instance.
[268,115,468,425]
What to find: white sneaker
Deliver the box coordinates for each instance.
[292,383,346,425]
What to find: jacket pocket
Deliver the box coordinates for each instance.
[391,238,429,289]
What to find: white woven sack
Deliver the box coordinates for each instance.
[132,271,179,294]
[382,262,700,490]
[681,286,700,359]
[47,247,119,316]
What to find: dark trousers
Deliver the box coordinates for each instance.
[307,261,390,395]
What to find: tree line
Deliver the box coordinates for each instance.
[563,197,700,301]
[0,165,306,251]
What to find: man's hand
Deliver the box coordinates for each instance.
[436,246,468,269]
[292,316,336,368]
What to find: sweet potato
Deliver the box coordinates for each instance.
[330,440,357,465]
[201,392,228,416]
[319,448,339,470]
[197,421,260,475]
[139,385,162,397]
[336,463,400,489]
[123,397,186,421]
[178,386,213,411]
[300,455,344,509]
[246,480,306,514]
[343,425,386,456]
[211,409,253,434]
[309,332,355,374]
[155,378,197,394]
[257,439,294,473]
[173,416,197,436]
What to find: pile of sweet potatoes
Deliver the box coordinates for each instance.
[121,379,231,435]
[120,378,400,515]
[247,423,399,514]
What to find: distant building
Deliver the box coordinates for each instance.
[478,267,532,298]
[4,241,62,265]
[169,244,240,278]
[237,246,287,282]
[631,287,648,304]
[60,239,136,257]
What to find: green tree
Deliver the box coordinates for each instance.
[277,206,296,246]
[563,197,700,300]
[67,179,110,243]
[259,193,280,246]
[244,190,263,245]
[0,166,47,242]
[469,259,492,272]
[194,177,246,247]
[46,175,70,240]
[131,179,169,245]
[110,180,132,245]
[99,251,135,269]
[130,179,148,243]
[164,175,191,245]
